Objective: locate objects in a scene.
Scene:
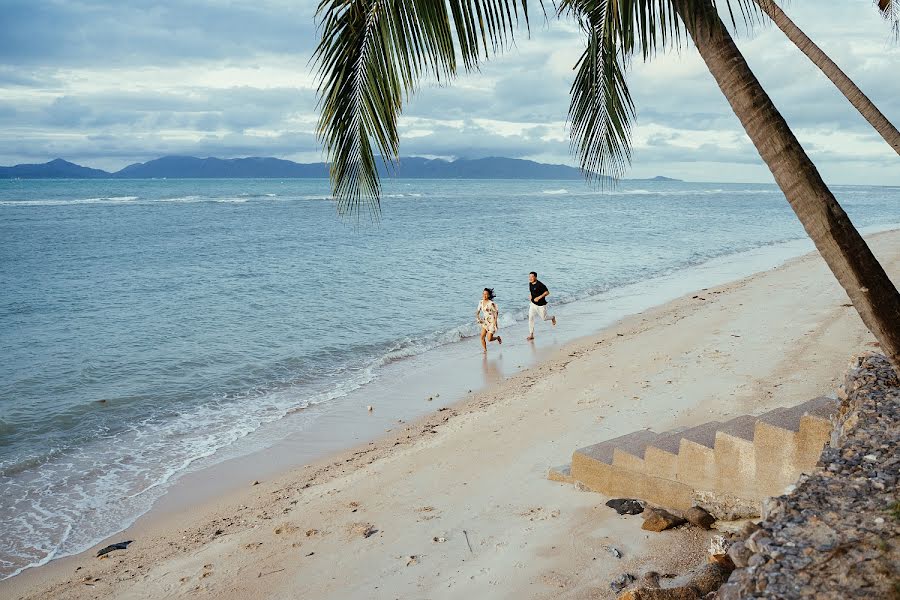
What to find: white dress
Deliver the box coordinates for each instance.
[476,299,499,334]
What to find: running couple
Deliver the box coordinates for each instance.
[476,271,557,353]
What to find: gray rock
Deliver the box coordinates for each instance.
[606,498,645,515]
[610,572,636,592]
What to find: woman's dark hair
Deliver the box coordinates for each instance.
[483,287,495,300]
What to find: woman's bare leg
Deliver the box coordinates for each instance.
[480,329,488,352]
[487,332,502,345]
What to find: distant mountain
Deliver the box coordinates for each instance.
[0,158,110,179]
[113,155,591,180]
[113,156,330,179]
[377,156,594,180]
[639,175,681,182]
[0,155,678,182]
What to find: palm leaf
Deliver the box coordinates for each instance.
[314,0,530,220]
[876,0,899,38]
[567,5,636,182]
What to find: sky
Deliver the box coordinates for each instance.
[0,0,898,184]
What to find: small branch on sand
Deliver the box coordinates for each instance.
[258,568,286,578]
[463,530,473,554]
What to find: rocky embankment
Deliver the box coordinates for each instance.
[718,353,899,598]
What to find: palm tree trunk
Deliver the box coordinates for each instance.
[756,0,900,156]
[673,1,900,369]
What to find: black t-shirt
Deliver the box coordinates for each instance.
[530,281,549,306]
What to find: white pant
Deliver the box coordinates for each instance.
[528,303,554,335]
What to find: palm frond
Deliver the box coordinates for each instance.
[567,6,635,182]
[876,0,899,38]
[313,0,529,220]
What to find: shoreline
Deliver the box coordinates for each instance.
[4,228,900,599]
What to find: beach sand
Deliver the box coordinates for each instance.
[4,229,899,600]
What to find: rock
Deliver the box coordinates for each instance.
[610,573,636,592]
[726,541,753,569]
[604,545,622,559]
[641,508,686,532]
[687,562,732,595]
[606,498,645,515]
[713,518,760,537]
[685,506,715,530]
[637,571,661,588]
[96,540,132,557]
[617,587,700,600]
[366,405,373,411]
[691,491,760,521]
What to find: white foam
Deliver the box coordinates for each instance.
[0,196,139,206]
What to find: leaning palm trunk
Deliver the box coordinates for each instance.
[673,0,900,368]
[756,0,900,155]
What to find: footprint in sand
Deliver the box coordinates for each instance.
[274,524,300,535]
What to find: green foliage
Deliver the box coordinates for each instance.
[313,0,529,219]
[309,0,808,217]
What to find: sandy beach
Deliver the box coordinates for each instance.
[4,229,899,600]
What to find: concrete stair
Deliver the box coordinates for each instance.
[552,397,838,512]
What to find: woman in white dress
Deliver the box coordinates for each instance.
[475,288,502,353]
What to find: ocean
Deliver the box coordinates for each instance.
[1,177,898,578]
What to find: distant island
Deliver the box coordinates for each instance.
[0,156,682,182]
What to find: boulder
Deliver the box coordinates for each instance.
[641,508,686,532]
[685,506,715,530]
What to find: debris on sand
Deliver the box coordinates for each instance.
[96,540,132,557]
[606,498,645,515]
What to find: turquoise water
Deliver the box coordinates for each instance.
[1,177,898,577]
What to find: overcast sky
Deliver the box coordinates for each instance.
[1,0,898,184]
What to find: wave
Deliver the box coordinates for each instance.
[542,188,568,195]
[0,196,139,206]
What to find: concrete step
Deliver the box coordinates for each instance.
[548,464,573,484]
[713,415,760,497]
[674,421,725,490]
[642,423,716,481]
[570,430,694,508]
[573,429,660,468]
[756,396,835,432]
[754,397,839,497]
[555,397,840,515]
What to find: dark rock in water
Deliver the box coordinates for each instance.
[610,572,636,592]
[684,506,715,530]
[641,508,686,532]
[606,498,645,515]
[97,540,132,557]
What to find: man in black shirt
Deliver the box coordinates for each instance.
[527,271,556,340]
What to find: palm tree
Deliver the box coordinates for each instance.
[754,0,899,155]
[313,0,900,368]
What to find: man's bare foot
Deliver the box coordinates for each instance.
[552,316,557,326]
[526,335,534,341]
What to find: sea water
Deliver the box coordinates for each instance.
[1,177,898,578]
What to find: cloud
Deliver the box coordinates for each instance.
[0,0,317,67]
[0,0,897,184]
